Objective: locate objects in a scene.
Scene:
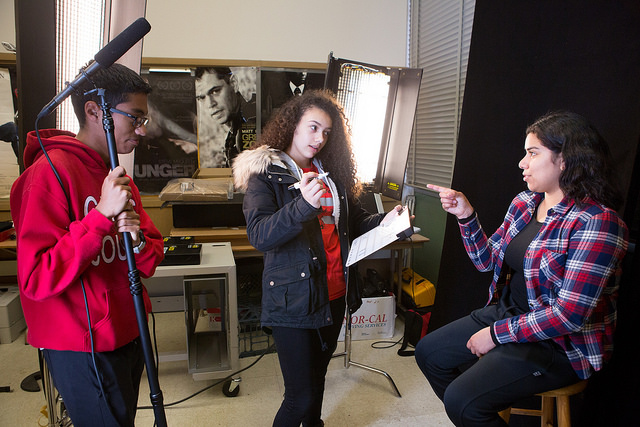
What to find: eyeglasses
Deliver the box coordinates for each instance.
[110,107,149,128]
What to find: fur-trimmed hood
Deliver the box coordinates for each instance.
[233,145,341,225]
[232,145,290,191]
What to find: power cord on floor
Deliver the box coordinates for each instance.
[139,343,275,409]
[138,313,276,411]
[370,336,405,349]
[141,223,420,409]
[369,233,423,354]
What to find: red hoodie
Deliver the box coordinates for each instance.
[10,129,164,352]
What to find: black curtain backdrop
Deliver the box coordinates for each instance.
[429,1,640,425]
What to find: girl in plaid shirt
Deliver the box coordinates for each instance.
[415,111,628,426]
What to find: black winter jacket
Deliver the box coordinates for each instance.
[233,146,384,329]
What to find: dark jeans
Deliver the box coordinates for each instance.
[42,338,144,427]
[414,304,580,427]
[270,297,346,427]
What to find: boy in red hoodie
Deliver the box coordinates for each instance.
[10,63,164,427]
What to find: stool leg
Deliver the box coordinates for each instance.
[498,408,511,423]
[541,396,554,427]
[556,395,571,427]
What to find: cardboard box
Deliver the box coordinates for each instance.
[206,307,223,331]
[158,177,234,202]
[339,295,395,341]
[158,167,234,201]
[193,168,232,179]
[193,308,224,333]
[0,287,26,344]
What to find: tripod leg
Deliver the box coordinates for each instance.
[337,304,402,397]
[348,360,402,397]
[40,350,73,426]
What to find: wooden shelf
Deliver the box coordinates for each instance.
[141,57,325,70]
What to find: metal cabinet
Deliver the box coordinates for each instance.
[145,243,238,381]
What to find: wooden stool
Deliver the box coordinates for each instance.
[498,380,588,427]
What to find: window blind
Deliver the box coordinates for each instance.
[56,0,105,132]
[406,0,475,189]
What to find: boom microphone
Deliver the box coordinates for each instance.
[37,17,151,119]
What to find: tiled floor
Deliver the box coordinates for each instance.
[0,312,454,426]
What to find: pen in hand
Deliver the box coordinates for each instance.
[380,205,406,227]
[288,172,329,190]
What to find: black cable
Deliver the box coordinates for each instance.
[404,235,417,305]
[35,118,73,218]
[150,312,159,369]
[80,277,112,406]
[150,312,159,427]
[35,116,119,424]
[371,336,404,349]
[369,233,418,351]
[138,342,276,410]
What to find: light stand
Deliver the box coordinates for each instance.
[332,305,402,398]
[97,89,167,426]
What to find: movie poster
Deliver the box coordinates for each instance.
[260,69,325,128]
[134,71,198,194]
[195,67,257,168]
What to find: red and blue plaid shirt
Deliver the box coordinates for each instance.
[458,191,628,379]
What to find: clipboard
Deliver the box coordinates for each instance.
[345,207,414,267]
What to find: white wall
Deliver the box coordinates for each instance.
[143,0,408,67]
[0,0,15,50]
[1,0,408,66]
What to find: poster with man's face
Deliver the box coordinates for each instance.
[133,67,326,190]
[134,71,198,194]
[259,69,326,129]
[195,67,257,168]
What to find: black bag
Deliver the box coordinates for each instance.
[359,268,390,298]
[397,308,432,356]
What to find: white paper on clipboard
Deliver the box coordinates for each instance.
[345,207,413,267]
